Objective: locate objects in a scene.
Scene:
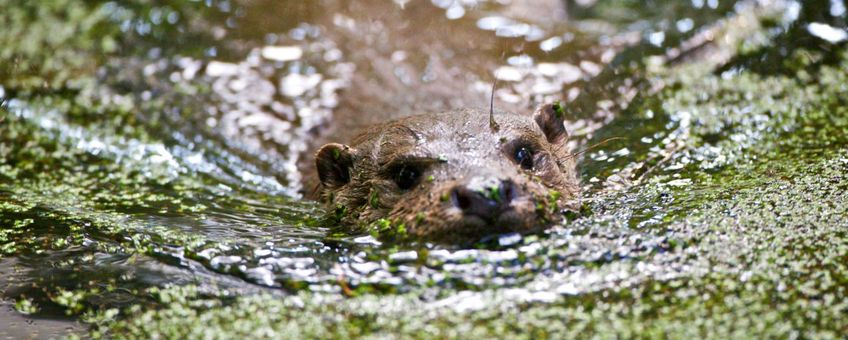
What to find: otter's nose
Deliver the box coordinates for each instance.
[450,179,515,219]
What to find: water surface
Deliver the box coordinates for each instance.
[1,0,847,337]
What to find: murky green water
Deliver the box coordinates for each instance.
[1,0,847,337]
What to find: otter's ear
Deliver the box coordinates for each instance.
[315,143,355,188]
[533,102,570,144]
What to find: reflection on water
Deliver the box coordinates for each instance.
[97,0,742,194]
[2,0,847,336]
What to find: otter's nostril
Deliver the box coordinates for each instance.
[500,180,516,203]
[451,187,473,211]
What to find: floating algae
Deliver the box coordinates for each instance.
[1,0,847,338]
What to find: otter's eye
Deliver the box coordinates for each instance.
[394,166,421,190]
[515,147,534,170]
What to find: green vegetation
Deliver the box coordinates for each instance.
[1,0,846,338]
[94,42,848,338]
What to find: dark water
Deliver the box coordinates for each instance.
[1,0,847,337]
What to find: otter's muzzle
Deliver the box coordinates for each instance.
[449,177,517,222]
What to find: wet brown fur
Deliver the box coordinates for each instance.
[315,105,579,242]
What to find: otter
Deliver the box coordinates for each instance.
[313,103,579,242]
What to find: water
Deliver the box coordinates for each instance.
[1,0,847,337]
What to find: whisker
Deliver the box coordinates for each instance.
[564,137,626,161]
[489,77,500,132]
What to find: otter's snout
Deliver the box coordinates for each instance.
[449,178,517,221]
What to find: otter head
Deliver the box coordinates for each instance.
[315,104,579,242]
